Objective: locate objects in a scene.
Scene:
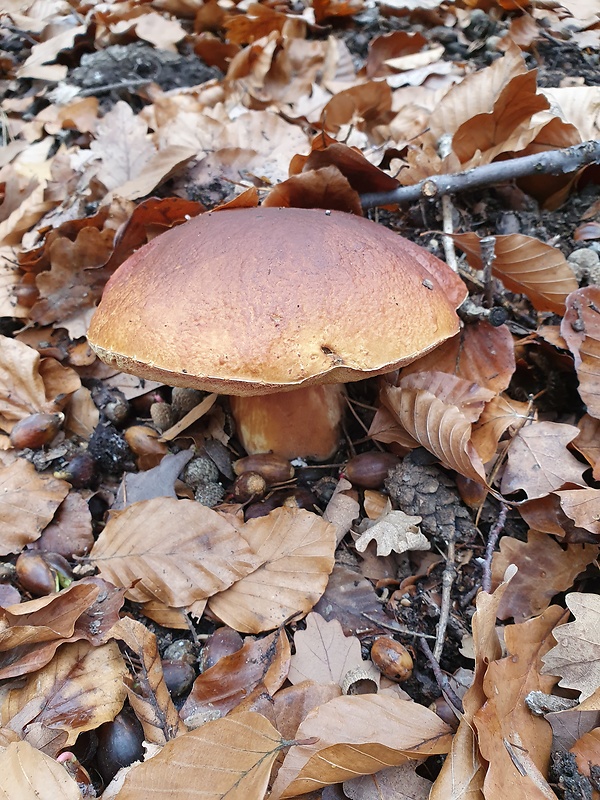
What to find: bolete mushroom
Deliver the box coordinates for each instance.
[87,207,466,460]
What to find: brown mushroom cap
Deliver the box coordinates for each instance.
[87,207,466,395]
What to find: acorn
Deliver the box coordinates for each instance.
[10,412,63,449]
[232,471,267,503]
[233,454,294,485]
[370,637,413,682]
[344,452,400,489]
[54,452,97,488]
[124,425,168,470]
[96,709,144,785]
[161,659,195,698]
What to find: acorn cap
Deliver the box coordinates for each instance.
[87,207,466,396]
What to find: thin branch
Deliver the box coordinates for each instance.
[419,638,464,714]
[434,533,456,661]
[360,140,600,210]
[481,503,509,594]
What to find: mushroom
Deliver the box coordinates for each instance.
[87,207,466,460]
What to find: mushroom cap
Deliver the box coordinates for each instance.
[87,207,467,396]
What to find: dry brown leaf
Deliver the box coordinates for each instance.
[0,739,82,799]
[90,101,156,192]
[323,477,361,546]
[273,681,342,741]
[570,726,600,783]
[0,459,70,555]
[63,386,99,440]
[207,507,336,634]
[0,582,101,680]
[383,384,486,484]
[574,414,600,480]
[269,693,452,799]
[399,320,515,395]
[343,763,432,800]
[354,509,429,556]
[561,287,600,419]
[491,530,598,621]
[288,612,367,688]
[116,711,284,800]
[473,606,566,799]
[314,564,391,635]
[365,30,427,78]
[430,571,515,800]
[397,372,495,422]
[0,336,79,432]
[471,394,531,463]
[452,232,578,315]
[2,640,127,747]
[501,421,587,499]
[112,617,186,744]
[37,491,94,558]
[556,488,600,536]
[542,593,600,702]
[89,497,262,605]
[180,628,290,724]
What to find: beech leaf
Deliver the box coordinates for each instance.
[117,712,285,800]
[89,497,262,605]
[0,740,81,799]
[270,694,452,799]
[208,507,336,633]
[561,286,600,419]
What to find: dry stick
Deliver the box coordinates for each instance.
[481,503,509,594]
[438,133,459,273]
[434,532,456,662]
[360,140,600,210]
[419,638,464,714]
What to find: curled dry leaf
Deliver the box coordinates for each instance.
[430,573,516,799]
[37,490,94,558]
[288,612,367,689]
[273,681,342,742]
[473,606,567,798]
[471,393,531,463]
[491,530,598,621]
[207,507,336,634]
[383,384,486,484]
[117,712,284,800]
[561,286,600,419]
[314,564,391,635]
[501,421,587,500]
[354,509,429,557]
[0,336,79,432]
[323,477,361,546]
[452,232,578,315]
[2,640,127,747]
[180,628,290,724]
[396,371,495,422]
[399,320,515,395]
[0,459,70,555]
[0,740,81,800]
[89,497,262,606]
[542,593,600,702]
[112,617,186,744]
[269,693,452,799]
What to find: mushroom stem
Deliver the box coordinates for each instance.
[229,384,345,461]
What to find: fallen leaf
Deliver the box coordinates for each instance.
[273,680,342,741]
[542,593,600,702]
[343,762,431,800]
[556,488,600,536]
[89,497,262,605]
[117,712,285,800]
[2,640,127,747]
[453,232,578,315]
[288,612,368,688]
[354,509,429,556]
[491,530,598,621]
[37,491,94,558]
[313,564,391,636]
[397,371,495,422]
[0,459,70,555]
[574,414,600,480]
[501,422,587,499]
[471,394,531,463]
[473,606,566,799]
[561,287,600,419]
[0,739,82,799]
[270,693,452,799]
[112,617,185,744]
[180,629,290,724]
[208,507,336,633]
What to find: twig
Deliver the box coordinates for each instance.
[434,533,456,661]
[360,140,600,210]
[481,503,509,593]
[480,235,497,307]
[418,638,464,714]
[438,134,459,273]
[361,613,437,640]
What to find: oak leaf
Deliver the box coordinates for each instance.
[542,593,600,702]
[354,509,429,556]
